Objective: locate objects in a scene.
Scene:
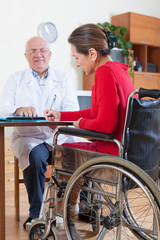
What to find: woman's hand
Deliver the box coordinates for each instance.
[73,117,82,128]
[43,109,61,121]
[43,109,61,130]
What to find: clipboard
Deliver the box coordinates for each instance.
[0,116,46,122]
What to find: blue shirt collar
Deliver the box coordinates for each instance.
[32,70,49,79]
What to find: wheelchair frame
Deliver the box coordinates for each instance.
[28,88,160,240]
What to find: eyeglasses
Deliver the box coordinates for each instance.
[25,48,50,56]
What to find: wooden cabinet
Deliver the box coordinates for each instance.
[112,12,160,46]
[134,72,160,90]
[112,12,160,89]
[5,139,51,192]
[5,139,16,192]
[83,72,95,90]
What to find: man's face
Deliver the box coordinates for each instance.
[25,37,51,76]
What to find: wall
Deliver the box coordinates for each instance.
[0,0,160,93]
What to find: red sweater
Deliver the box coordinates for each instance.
[61,61,135,156]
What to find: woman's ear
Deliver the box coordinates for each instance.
[88,48,97,61]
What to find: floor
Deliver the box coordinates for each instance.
[5,185,67,240]
[5,137,67,240]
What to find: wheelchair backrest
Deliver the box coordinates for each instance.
[122,88,160,180]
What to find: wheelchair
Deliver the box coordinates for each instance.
[28,88,160,240]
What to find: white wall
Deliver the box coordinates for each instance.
[0,0,160,92]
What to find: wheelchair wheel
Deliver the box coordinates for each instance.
[29,220,59,240]
[63,156,160,240]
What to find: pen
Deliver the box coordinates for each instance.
[50,94,56,110]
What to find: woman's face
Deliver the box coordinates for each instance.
[71,44,96,75]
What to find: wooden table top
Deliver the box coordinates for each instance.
[0,121,73,127]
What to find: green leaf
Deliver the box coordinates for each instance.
[119,26,128,36]
[126,41,132,49]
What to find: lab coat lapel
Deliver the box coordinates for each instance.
[42,69,58,105]
[23,68,42,95]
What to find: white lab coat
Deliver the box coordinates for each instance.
[0,67,82,171]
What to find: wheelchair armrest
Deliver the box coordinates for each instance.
[57,127,114,141]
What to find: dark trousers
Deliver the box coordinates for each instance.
[80,180,89,202]
[23,143,51,218]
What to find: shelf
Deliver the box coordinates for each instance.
[133,44,160,73]
[147,46,160,73]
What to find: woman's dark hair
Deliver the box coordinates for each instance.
[68,24,116,56]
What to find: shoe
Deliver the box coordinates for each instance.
[56,216,64,229]
[70,203,79,218]
[23,216,33,230]
[78,200,91,222]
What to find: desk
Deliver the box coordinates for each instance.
[0,121,73,240]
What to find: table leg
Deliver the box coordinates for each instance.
[0,127,5,239]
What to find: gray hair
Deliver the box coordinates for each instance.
[25,36,50,51]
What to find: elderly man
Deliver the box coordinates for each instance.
[0,36,80,229]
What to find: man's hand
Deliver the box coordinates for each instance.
[14,107,37,117]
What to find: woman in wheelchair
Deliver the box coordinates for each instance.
[44,23,134,219]
[44,23,134,155]
[35,24,160,240]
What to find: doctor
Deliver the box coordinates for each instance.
[0,36,80,229]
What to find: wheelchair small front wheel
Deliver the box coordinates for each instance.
[29,220,59,240]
